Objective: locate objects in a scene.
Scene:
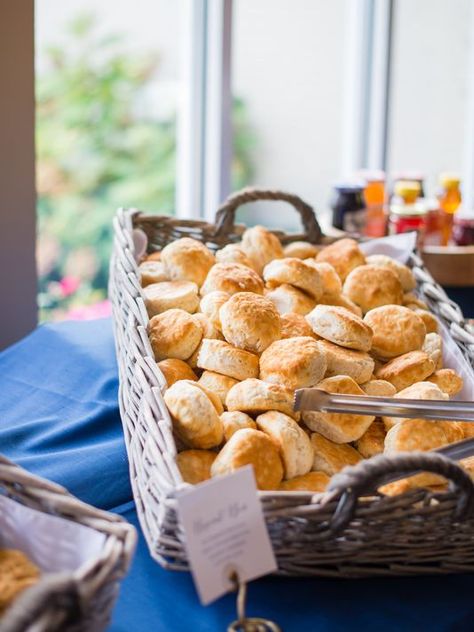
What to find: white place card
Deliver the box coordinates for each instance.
[176,466,277,605]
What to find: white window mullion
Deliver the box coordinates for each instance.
[203,0,233,222]
[177,0,233,221]
[340,0,373,175]
[366,0,393,170]
[462,3,474,208]
[176,0,207,219]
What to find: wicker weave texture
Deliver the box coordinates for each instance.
[109,188,474,577]
[0,455,136,632]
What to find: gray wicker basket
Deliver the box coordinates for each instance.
[109,187,474,578]
[0,455,136,632]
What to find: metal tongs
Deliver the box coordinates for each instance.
[294,389,474,423]
[294,388,474,465]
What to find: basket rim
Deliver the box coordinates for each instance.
[0,453,137,626]
[114,207,474,501]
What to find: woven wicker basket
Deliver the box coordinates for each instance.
[110,187,474,578]
[0,455,136,632]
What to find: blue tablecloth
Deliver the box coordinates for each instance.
[1,318,474,632]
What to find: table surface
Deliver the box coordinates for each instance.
[1,313,474,632]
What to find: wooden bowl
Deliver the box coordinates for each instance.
[422,246,474,287]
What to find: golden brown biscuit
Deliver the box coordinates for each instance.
[226,378,298,420]
[354,419,386,458]
[200,262,264,296]
[280,313,318,339]
[379,455,474,495]
[422,332,443,370]
[413,309,438,334]
[259,337,327,389]
[221,411,257,441]
[306,304,373,351]
[403,292,428,310]
[382,381,448,430]
[263,258,323,300]
[145,251,162,262]
[215,244,257,270]
[265,284,316,316]
[342,264,403,314]
[199,291,230,330]
[303,260,342,297]
[360,379,397,397]
[160,237,215,287]
[157,358,198,387]
[211,428,284,490]
[279,471,329,492]
[144,280,199,316]
[364,305,426,359]
[315,238,366,281]
[196,339,259,381]
[138,260,169,287]
[366,254,416,291]
[316,339,374,384]
[186,341,202,370]
[317,292,363,317]
[192,312,224,340]
[283,241,318,259]
[241,225,284,274]
[384,418,464,454]
[149,309,203,361]
[0,549,40,615]
[257,411,314,479]
[176,450,217,485]
[311,432,362,476]
[191,380,224,414]
[456,422,474,439]
[198,371,239,407]
[379,472,444,496]
[302,376,374,442]
[426,368,464,396]
[219,292,281,353]
[376,351,435,391]
[164,380,223,448]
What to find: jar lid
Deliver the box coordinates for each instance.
[390,202,427,217]
[333,180,365,193]
[355,169,385,183]
[394,180,421,197]
[439,172,461,189]
[392,171,425,183]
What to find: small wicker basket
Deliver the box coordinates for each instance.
[0,455,136,632]
[110,187,474,578]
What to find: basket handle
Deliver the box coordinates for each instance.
[327,451,474,531]
[213,187,323,243]
[0,573,80,632]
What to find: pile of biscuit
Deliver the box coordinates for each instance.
[139,229,471,495]
[0,549,40,617]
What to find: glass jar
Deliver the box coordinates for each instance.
[424,199,443,246]
[437,173,462,246]
[393,180,421,204]
[389,203,428,247]
[356,170,386,237]
[331,182,366,233]
[391,172,425,200]
[452,211,474,246]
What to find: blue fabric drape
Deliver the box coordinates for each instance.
[1,319,473,631]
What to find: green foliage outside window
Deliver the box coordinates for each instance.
[36,14,255,320]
